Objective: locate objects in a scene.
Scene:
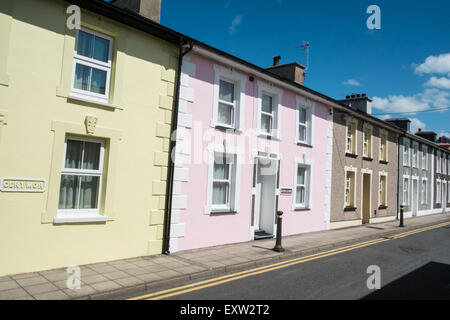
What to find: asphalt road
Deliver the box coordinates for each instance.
[153,225,450,300]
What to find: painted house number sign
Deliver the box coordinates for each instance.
[0,178,46,193]
[280,188,293,195]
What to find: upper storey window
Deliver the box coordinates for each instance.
[71,28,113,104]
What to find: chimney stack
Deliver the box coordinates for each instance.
[266,56,306,85]
[339,93,373,115]
[384,118,411,132]
[111,0,161,23]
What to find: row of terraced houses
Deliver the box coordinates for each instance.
[0,0,449,276]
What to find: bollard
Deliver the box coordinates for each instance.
[273,210,285,252]
[399,205,404,227]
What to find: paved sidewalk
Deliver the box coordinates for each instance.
[1,212,449,300]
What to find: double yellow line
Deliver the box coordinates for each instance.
[129,220,450,300]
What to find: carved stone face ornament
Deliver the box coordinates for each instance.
[85,116,98,135]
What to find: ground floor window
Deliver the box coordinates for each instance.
[436,180,441,204]
[58,136,105,215]
[345,170,356,207]
[295,164,311,208]
[403,177,410,206]
[421,179,427,204]
[211,152,236,212]
[379,175,387,206]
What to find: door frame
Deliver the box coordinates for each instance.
[250,151,281,240]
[412,176,419,216]
[360,168,372,224]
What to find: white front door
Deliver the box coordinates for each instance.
[412,179,418,216]
[252,157,278,237]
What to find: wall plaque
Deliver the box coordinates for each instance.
[0,179,46,193]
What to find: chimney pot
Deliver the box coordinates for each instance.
[273,56,281,66]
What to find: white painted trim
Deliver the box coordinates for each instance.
[53,214,108,224]
[212,64,247,131]
[70,27,114,104]
[292,156,313,210]
[204,143,242,214]
[344,166,358,208]
[360,168,372,222]
[257,80,283,140]
[295,96,315,146]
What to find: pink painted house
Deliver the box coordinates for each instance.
[167,43,336,252]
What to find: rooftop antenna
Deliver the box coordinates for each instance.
[286,41,310,71]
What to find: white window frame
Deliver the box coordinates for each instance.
[344,166,357,208]
[293,157,313,210]
[443,154,447,174]
[436,179,441,204]
[212,64,246,131]
[205,143,241,214]
[403,175,410,206]
[422,145,428,170]
[379,129,388,162]
[437,151,441,173]
[412,142,418,168]
[421,177,427,205]
[403,138,410,167]
[379,172,387,207]
[55,135,106,222]
[345,117,357,155]
[295,96,315,146]
[257,81,283,139]
[363,123,373,158]
[70,27,114,104]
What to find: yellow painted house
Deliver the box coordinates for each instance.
[0,0,184,276]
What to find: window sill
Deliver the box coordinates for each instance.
[345,153,358,158]
[53,214,108,224]
[294,207,311,211]
[257,134,281,141]
[296,142,313,148]
[344,206,357,212]
[68,94,117,109]
[210,211,237,215]
[214,124,242,133]
[378,205,388,210]
[363,156,373,161]
[379,160,389,165]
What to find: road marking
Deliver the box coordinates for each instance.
[130,220,450,300]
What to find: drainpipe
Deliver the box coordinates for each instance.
[397,131,406,220]
[162,39,194,255]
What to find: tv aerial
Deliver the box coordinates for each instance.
[286,41,310,71]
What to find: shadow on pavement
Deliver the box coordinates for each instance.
[362,261,450,300]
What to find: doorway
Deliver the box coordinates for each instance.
[362,173,371,224]
[251,156,279,240]
[443,181,447,213]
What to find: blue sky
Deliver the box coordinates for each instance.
[158,1,449,136]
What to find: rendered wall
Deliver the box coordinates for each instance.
[0,0,178,276]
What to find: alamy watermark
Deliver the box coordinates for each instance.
[366,5,381,30]
[66,5,81,30]
[66,265,81,290]
[366,265,381,289]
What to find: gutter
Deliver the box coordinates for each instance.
[162,39,194,255]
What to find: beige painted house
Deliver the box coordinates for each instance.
[329,94,402,229]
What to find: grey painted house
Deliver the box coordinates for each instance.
[329,94,401,229]
[385,120,450,217]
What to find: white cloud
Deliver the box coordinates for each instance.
[343,79,361,87]
[372,88,450,114]
[424,76,450,90]
[414,53,450,76]
[228,15,242,35]
[410,118,426,134]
